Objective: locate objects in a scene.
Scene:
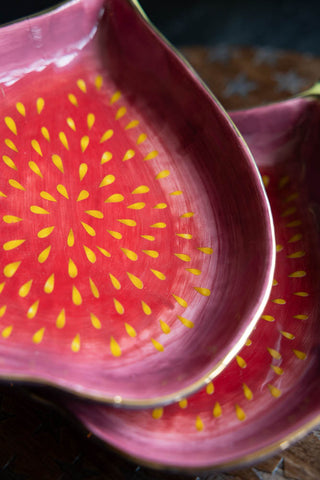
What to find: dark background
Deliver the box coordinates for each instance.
[1,0,320,55]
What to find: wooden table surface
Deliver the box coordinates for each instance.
[1,46,320,480]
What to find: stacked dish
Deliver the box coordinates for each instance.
[0,0,319,473]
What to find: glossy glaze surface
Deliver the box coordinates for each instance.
[69,97,320,468]
[0,0,274,405]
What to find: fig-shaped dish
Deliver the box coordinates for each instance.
[66,95,320,469]
[0,0,274,406]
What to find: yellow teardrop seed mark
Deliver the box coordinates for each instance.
[86,210,104,219]
[41,127,50,141]
[125,119,139,129]
[181,212,194,218]
[243,383,253,400]
[37,97,45,113]
[19,280,33,297]
[245,338,252,346]
[294,314,308,320]
[262,175,270,187]
[144,150,158,161]
[177,315,194,328]
[56,309,66,329]
[38,246,51,263]
[3,239,25,251]
[185,268,202,275]
[137,133,147,144]
[151,338,164,352]
[110,90,121,104]
[279,175,290,189]
[66,117,76,131]
[101,151,112,164]
[30,205,49,215]
[142,301,151,315]
[33,327,45,344]
[194,287,211,296]
[31,139,42,156]
[132,185,150,194]
[56,184,69,199]
[261,314,275,322]
[174,253,191,262]
[198,247,213,254]
[81,135,89,153]
[281,207,296,217]
[28,161,43,178]
[289,271,306,278]
[4,261,21,278]
[59,132,69,150]
[289,234,302,243]
[96,246,111,257]
[155,170,170,180]
[267,347,282,360]
[213,401,222,417]
[141,235,155,241]
[195,415,204,431]
[68,259,78,278]
[281,330,295,340]
[95,75,103,90]
[273,279,278,286]
[68,94,78,107]
[2,326,13,338]
[99,174,115,188]
[105,194,124,203]
[16,102,26,116]
[71,333,81,352]
[235,404,246,421]
[293,349,306,360]
[52,154,64,173]
[87,113,95,129]
[170,190,183,196]
[115,106,126,120]
[109,273,121,290]
[83,245,96,263]
[127,272,143,289]
[150,269,166,280]
[113,298,124,315]
[206,382,214,395]
[152,407,163,420]
[107,230,122,240]
[40,191,56,202]
[44,274,54,294]
[77,190,89,202]
[100,129,113,143]
[117,219,136,227]
[110,336,122,357]
[236,355,247,368]
[89,278,99,298]
[276,244,283,252]
[271,365,284,375]
[127,202,145,210]
[150,222,166,229]
[81,222,96,237]
[122,149,135,162]
[272,298,286,305]
[90,313,101,329]
[176,233,192,239]
[72,285,82,305]
[0,282,5,294]
[27,300,39,319]
[5,139,18,152]
[4,117,18,135]
[2,155,17,170]
[294,291,309,297]
[160,320,170,334]
[153,203,167,209]
[0,305,7,317]
[9,179,25,191]
[268,384,282,398]
[67,229,75,247]
[179,399,188,409]
[121,248,138,261]
[79,163,88,181]
[142,250,159,258]
[172,294,188,308]
[77,78,86,92]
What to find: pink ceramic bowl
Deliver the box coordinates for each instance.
[66,95,320,469]
[0,0,274,406]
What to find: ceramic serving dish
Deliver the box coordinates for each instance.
[67,95,320,470]
[0,0,274,406]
